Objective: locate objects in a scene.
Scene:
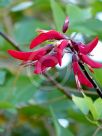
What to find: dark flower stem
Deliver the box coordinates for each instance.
[78,61,102,98]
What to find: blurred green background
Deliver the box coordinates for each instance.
[0,0,102,135]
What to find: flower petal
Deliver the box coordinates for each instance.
[79,54,102,68]
[34,54,58,74]
[79,37,98,54]
[62,16,69,33]
[55,40,69,66]
[8,45,53,61]
[72,54,93,88]
[30,30,65,49]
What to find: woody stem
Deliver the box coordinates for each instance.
[0,31,20,51]
[78,61,102,98]
[43,73,72,99]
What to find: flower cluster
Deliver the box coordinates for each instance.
[8,16,102,89]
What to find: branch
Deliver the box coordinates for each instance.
[92,125,102,136]
[0,31,20,51]
[79,62,102,98]
[43,73,72,99]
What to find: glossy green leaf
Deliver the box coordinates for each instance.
[72,95,89,115]
[83,95,99,120]
[94,98,102,119]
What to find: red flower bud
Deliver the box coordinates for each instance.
[62,16,69,33]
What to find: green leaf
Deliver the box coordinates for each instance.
[80,19,102,32]
[92,1,102,15]
[13,19,50,48]
[66,4,91,25]
[94,98,102,119]
[50,107,74,136]
[93,69,102,85]
[72,95,89,115]
[0,70,6,85]
[0,74,42,106]
[0,101,14,109]
[72,95,100,121]
[18,105,49,116]
[11,1,33,12]
[84,95,99,120]
[50,0,66,31]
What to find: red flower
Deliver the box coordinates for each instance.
[72,54,93,88]
[8,45,53,61]
[8,16,102,95]
[34,53,58,74]
[78,53,102,68]
[8,39,69,73]
[78,37,98,54]
[55,40,69,66]
[30,30,65,49]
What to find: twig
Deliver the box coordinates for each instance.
[0,31,20,51]
[79,62,102,98]
[92,125,102,136]
[43,73,72,99]
[42,86,98,96]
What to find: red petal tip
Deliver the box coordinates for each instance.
[62,16,69,33]
[30,30,65,49]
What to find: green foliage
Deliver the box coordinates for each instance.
[66,4,92,25]
[0,0,102,135]
[50,0,66,31]
[73,95,102,122]
[50,107,74,136]
[0,70,7,85]
[0,0,11,7]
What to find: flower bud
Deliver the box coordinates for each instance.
[62,16,69,33]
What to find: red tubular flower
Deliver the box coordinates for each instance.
[34,54,58,74]
[8,16,102,97]
[30,30,65,49]
[55,40,69,66]
[72,54,93,88]
[79,54,102,68]
[62,16,69,33]
[78,37,98,54]
[8,45,53,61]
